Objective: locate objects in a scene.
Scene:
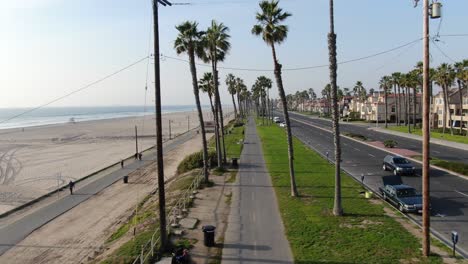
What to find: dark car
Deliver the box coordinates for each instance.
[382,155,415,176]
[379,184,423,213]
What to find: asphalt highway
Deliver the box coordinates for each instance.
[288,111,468,165]
[275,111,468,258]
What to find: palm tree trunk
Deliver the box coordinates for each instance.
[271,43,298,197]
[210,58,223,168]
[231,93,238,120]
[212,65,227,165]
[398,85,402,126]
[393,84,398,125]
[237,93,242,118]
[407,88,411,133]
[329,0,343,216]
[188,51,209,182]
[413,87,417,130]
[385,88,388,128]
[457,80,463,135]
[442,85,448,134]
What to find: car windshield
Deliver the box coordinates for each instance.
[394,158,410,164]
[397,188,418,197]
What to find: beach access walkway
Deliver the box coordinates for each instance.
[222,117,293,264]
[0,130,197,256]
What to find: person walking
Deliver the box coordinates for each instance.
[69,180,75,195]
[120,159,124,168]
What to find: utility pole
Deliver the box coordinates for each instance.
[422,0,431,257]
[152,0,172,252]
[135,125,139,155]
[169,119,172,140]
[415,0,441,256]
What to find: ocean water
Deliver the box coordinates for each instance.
[0,105,204,130]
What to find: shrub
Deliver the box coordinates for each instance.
[177,150,217,174]
[383,139,397,148]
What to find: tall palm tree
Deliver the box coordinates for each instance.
[379,76,392,128]
[434,63,456,135]
[252,0,298,197]
[327,0,343,216]
[204,20,231,166]
[225,73,238,120]
[174,21,210,182]
[235,77,246,117]
[391,72,402,126]
[256,76,273,123]
[199,72,216,120]
[406,70,420,130]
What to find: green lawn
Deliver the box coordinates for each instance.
[411,155,468,176]
[256,123,442,263]
[208,120,245,159]
[386,126,468,144]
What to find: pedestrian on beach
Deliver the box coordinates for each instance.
[134,153,138,160]
[120,159,124,168]
[139,153,142,160]
[69,180,75,195]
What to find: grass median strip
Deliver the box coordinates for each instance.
[386,126,468,145]
[411,155,468,176]
[256,123,442,263]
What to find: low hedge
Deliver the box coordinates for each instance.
[177,150,217,174]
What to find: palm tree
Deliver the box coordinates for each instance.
[226,73,238,120]
[434,63,456,135]
[379,76,392,128]
[199,72,216,120]
[252,0,298,197]
[408,70,420,130]
[256,76,273,123]
[204,20,231,166]
[235,77,246,117]
[174,21,210,182]
[327,0,343,216]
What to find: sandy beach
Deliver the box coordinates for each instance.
[0,109,232,214]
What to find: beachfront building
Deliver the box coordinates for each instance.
[432,88,468,130]
[349,92,422,122]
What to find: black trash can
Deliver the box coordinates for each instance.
[202,225,216,247]
[232,158,238,167]
[123,175,128,184]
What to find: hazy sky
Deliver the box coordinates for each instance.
[0,0,466,108]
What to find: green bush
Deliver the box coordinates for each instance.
[177,150,217,174]
[383,139,398,148]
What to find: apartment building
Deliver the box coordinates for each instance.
[432,88,468,130]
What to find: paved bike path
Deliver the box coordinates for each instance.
[222,118,293,264]
[0,131,196,255]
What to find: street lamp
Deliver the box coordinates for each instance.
[413,0,442,257]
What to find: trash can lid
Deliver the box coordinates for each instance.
[202,225,216,232]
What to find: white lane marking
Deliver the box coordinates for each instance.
[368,154,375,158]
[433,150,441,154]
[354,148,360,151]
[455,190,468,198]
[410,145,418,148]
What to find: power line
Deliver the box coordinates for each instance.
[0,56,149,125]
[163,38,423,72]
[431,39,456,62]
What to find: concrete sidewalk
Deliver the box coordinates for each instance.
[222,117,293,264]
[369,126,468,151]
[0,131,196,256]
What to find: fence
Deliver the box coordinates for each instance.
[131,170,204,264]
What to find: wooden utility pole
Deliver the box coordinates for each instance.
[422,0,431,256]
[152,0,167,251]
[135,125,138,155]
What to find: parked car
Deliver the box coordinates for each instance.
[279,122,286,127]
[379,184,423,213]
[273,117,281,123]
[382,155,415,176]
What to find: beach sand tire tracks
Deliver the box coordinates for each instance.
[0,147,23,185]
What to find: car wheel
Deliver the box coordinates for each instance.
[399,204,405,212]
[382,164,387,171]
[393,169,398,176]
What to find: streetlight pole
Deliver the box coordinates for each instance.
[152,0,172,252]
